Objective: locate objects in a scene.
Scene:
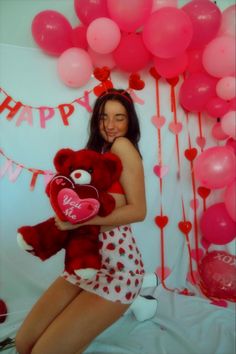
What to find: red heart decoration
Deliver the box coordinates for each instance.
[129,73,145,90]
[197,186,211,199]
[93,67,110,82]
[178,221,192,234]
[184,148,198,161]
[93,80,113,97]
[166,77,179,87]
[149,67,161,80]
[155,215,169,229]
[57,188,100,224]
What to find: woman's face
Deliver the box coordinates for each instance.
[99,100,129,143]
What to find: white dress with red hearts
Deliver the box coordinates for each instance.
[61,225,145,304]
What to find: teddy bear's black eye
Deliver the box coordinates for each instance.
[88,168,93,174]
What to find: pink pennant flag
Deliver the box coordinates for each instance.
[0,159,23,182]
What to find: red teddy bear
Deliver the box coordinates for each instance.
[17,148,122,279]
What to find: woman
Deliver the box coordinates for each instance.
[16,88,146,354]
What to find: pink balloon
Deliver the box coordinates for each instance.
[202,36,236,78]
[194,146,236,189]
[182,0,222,49]
[154,52,188,79]
[88,47,116,69]
[224,181,236,221]
[205,96,230,118]
[87,18,120,54]
[200,203,236,245]
[71,26,88,50]
[142,7,193,58]
[74,0,109,26]
[211,122,229,141]
[31,10,73,56]
[218,4,236,37]
[57,48,93,88]
[107,0,153,32]
[226,138,236,155]
[186,49,204,73]
[216,76,236,101]
[113,33,151,72]
[221,111,236,139]
[152,0,178,11]
[199,250,236,301]
[179,72,216,113]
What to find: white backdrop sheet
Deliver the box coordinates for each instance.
[0,40,235,354]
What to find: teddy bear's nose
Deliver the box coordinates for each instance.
[74,172,81,178]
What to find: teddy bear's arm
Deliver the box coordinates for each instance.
[98,192,116,216]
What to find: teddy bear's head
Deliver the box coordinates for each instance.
[53,148,122,191]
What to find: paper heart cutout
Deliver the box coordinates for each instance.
[149,67,161,80]
[155,215,169,229]
[190,198,199,210]
[184,148,198,161]
[196,136,206,149]
[129,73,145,90]
[190,248,205,262]
[169,122,182,134]
[155,266,171,280]
[57,188,100,224]
[93,80,113,97]
[210,300,228,308]
[151,115,166,129]
[153,164,169,178]
[178,221,192,234]
[197,186,211,199]
[93,66,110,82]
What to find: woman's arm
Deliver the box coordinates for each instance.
[55,137,146,231]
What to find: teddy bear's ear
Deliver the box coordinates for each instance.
[53,148,74,170]
[102,152,123,183]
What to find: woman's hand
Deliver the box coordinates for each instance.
[54,215,80,231]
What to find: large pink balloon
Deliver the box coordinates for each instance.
[182,0,222,49]
[218,4,236,37]
[199,250,236,301]
[74,0,109,26]
[216,76,236,101]
[186,49,204,73]
[194,146,236,189]
[202,36,236,78]
[31,10,73,56]
[107,0,153,32]
[142,7,193,58]
[205,96,230,118]
[87,18,121,54]
[154,52,188,79]
[113,33,151,72]
[224,181,236,221]
[221,111,236,139]
[179,72,216,113]
[200,203,236,245]
[57,48,93,88]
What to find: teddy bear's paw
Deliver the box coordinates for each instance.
[129,295,158,322]
[17,233,34,251]
[74,268,97,279]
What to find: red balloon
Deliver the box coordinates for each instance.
[199,250,236,301]
[0,299,8,323]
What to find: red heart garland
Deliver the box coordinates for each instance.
[93,67,110,82]
[129,73,145,90]
[149,67,161,80]
[197,186,211,199]
[166,77,179,87]
[93,80,113,97]
[184,148,198,161]
[178,221,192,234]
[155,215,169,229]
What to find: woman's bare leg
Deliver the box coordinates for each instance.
[30,290,130,354]
[15,277,82,354]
